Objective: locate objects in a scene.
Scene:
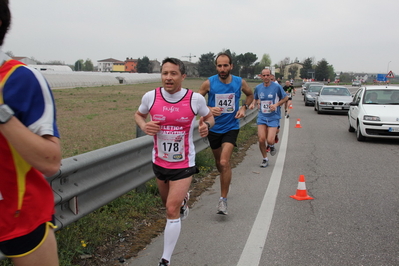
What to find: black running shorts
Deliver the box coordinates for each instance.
[153,163,199,182]
[0,217,56,258]
[207,129,239,150]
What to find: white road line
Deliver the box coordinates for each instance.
[237,118,289,266]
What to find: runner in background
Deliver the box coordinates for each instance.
[250,68,288,168]
[283,80,295,118]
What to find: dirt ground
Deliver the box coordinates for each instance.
[74,134,259,266]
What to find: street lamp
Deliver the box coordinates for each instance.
[387,61,391,73]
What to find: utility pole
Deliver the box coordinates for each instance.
[182,53,196,62]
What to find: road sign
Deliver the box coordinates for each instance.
[377,74,387,82]
[386,71,395,78]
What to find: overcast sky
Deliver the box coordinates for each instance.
[3,0,398,74]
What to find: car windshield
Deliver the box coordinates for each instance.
[321,87,351,96]
[306,83,321,89]
[308,86,322,92]
[363,90,399,104]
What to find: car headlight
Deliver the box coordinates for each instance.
[363,115,381,121]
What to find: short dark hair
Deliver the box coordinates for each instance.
[161,57,186,75]
[0,0,11,46]
[215,52,232,65]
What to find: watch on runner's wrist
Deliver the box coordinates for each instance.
[204,121,211,129]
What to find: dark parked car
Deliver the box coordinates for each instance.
[301,82,323,95]
[304,84,323,106]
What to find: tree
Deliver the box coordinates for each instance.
[287,65,299,80]
[328,65,335,81]
[315,59,330,81]
[137,56,151,73]
[236,52,257,78]
[198,52,216,77]
[300,57,313,79]
[74,59,84,71]
[83,59,94,71]
[338,72,352,83]
[254,54,272,74]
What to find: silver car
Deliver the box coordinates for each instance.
[314,86,353,114]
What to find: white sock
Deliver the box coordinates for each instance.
[264,157,268,161]
[161,218,181,262]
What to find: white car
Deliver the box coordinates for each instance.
[348,86,399,141]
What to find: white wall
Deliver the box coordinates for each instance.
[41,71,161,89]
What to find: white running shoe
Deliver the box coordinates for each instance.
[217,199,228,215]
[260,159,269,168]
[180,192,190,220]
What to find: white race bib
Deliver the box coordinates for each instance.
[215,93,235,113]
[157,132,185,162]
[260,100,273,113]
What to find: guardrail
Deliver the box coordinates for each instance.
[51,108,258,230]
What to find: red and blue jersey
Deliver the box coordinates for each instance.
[0,55,59,242]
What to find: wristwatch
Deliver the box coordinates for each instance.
[0,104,14,124]
[204,121,211,129]
[242,104,249,109]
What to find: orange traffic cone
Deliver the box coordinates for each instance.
[289,104,293,109]
[290,175,314,201]
[295,119,302,128]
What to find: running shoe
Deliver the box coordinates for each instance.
[180,192,190,220]
[286,114,290,119]
[266,145,271,152]
[217,199,228,215]
[158,258,170,266]
[270,146,277,156]
[260,159,268,168]
[275,135,279,143]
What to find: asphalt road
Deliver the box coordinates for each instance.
[128,89,399,266]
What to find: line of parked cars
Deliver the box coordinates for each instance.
[302,83,399,141]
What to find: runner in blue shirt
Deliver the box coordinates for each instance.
[199,52,253,215]
[250,68,288,168]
